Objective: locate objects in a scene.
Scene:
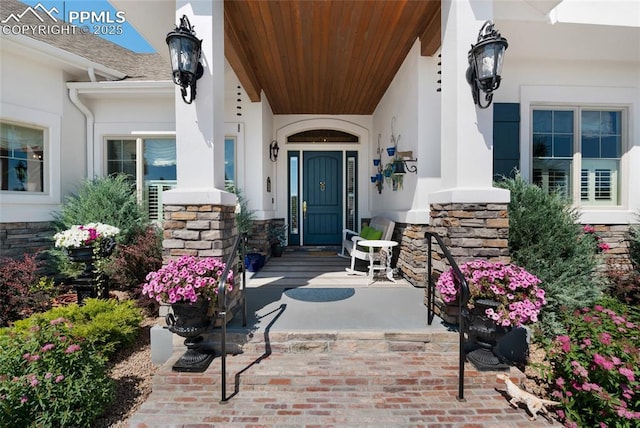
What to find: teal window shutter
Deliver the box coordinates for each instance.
[493,103,520,180]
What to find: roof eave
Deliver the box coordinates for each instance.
[2,34,127,81]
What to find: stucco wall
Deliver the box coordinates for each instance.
[1,46,66,222]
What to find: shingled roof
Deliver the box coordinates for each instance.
[1,0,170,81]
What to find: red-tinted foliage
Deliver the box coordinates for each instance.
[0,253,51,326]
[107,227,162,313]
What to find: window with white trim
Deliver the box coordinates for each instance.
[225,137,236,188]
[532,108,623,206]
[107,138,176,220]
[0,122,45,192]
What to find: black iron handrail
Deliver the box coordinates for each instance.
[425,231,470,401]
[215,232,247,402]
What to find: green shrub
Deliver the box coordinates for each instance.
[226,184,254,235]
[48,174,150,278]
[545,299,640,426]
[497,175,603,337]
[53,174,148,245]
[8,299,142,358]
[0,317,113,427]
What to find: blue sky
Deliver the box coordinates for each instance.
[21,0,155,53]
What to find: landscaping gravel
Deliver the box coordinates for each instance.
[94,317,159,428]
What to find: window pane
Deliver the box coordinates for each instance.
[533,134,552,157]
[582,136,599,158]
[602,111,621,134]
[581,111,601,134]
[121,161,136,178]
[581,159,619,205]
[0,122,45,192]
[346,154,356,232]
[580,111,621,160]
[107,139,136,179]
[289,155,299,235]
[532,158,572,199]
[144,139,176,181]
[579,111,622,206]
[224,138,235,186]
[533,110,552,132]
[554,135,573,157]
[554,111,573,133]
[601,136,620,158]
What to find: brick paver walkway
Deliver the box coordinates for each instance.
[128,344,556,427]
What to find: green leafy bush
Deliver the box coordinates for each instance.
[497,175,603,337]
[545,299,640,426]
[48,174,150,278]
[226,184,254,235]
[53,174,148,245]
[9,299,142,358]
[0,317,113,427]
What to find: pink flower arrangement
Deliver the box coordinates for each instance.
[142,255,234,304]
[436,259,546,327]
[583,225,610,252]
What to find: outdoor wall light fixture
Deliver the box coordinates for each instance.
[466,20,508,109]
[395,152,418,174]
[269,140,280,162]
[166,15,204,104]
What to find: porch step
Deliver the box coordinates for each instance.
[195,329,459,355]
[151,348,517,396]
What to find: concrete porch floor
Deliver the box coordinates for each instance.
[127,248,556,427]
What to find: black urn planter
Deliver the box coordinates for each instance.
[166,300,215,372]
[67,239,115,305]
[465,298,511,370]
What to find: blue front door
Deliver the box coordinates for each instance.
[303,151,343,245]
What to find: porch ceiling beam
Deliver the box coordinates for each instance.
[224,7,262,102]
[421,2,442,56]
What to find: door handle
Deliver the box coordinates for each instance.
[303,200,307,219]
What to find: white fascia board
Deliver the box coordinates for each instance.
[523,0,563,16]
[66,80,174,95]
[1,34,126,80]
[549,0,640,28]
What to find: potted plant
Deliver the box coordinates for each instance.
[142,255,234,371]
[268,222,288,257]
[436,259,546,328]
[53,222,120,260]
[437,259,546,368]
[53,222,120,302]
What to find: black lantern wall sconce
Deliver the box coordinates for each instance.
[269,140,280,162]
[466,20,508,109]
[394,151,418,174]
[166,15,204,104]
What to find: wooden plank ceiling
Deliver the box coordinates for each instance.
[224,0,441,115]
